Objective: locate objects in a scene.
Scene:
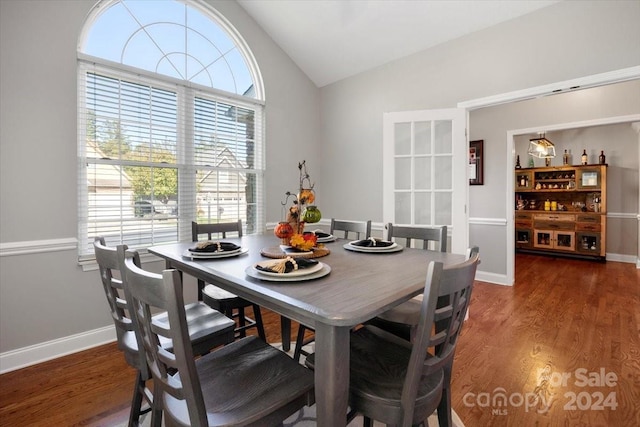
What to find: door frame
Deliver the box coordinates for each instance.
[457,65,640,285]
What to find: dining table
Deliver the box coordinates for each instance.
[147,233,466,427]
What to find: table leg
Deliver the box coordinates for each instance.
[314,323,349,427]
[280,316,291,352]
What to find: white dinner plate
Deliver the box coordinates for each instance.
[316,235,337,243]
[253,260,324,277]
[279,245,314,257]
[245,263,331,282]
[183,247,248,259]
[308,229,336,243]
[347,240,398,250]
[343,242,403,253]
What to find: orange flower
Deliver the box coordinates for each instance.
[289,233,317,251]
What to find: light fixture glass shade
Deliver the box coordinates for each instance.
[528,136,556,159]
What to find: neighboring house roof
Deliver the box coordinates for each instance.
[198,146,248,193]
[86,141,132,190]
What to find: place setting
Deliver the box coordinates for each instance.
[343,237,403,253]
[182,240,249,259]
[245,256,331,282]
[308,229,337,243]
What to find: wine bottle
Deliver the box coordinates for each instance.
[515,155,521,169]
[598,150,606,164]
[581,149,588,165]
[563,149,569,165]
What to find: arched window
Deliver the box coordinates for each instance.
[77,0,264,260]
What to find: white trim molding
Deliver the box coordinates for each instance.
[0,325,116,374]
[0,238,77,257]
[469,217,507,226]
[459,66,640,110]
[607,212,638,220]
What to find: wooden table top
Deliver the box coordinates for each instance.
[148,233,467,328]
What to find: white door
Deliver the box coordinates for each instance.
[382,108,468,254]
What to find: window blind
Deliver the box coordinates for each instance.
[78,62,264,260]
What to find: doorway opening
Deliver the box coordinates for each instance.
[458,66,640,285]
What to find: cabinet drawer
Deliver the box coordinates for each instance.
[577,214,600,224]
[533,214,576,221]
[534,220,574,231]
[515,212,532,220]
[516,220,532,228]
[576,223,601,232]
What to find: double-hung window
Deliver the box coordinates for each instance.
[77,0,264,261]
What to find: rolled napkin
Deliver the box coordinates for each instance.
[255,257,319,274]
[189,241,241,253]
[351,237,394,248]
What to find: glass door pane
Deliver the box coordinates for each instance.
[383,109,467,253]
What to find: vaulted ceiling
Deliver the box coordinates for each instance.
[237,0,559,87]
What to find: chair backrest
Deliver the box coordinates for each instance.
[401,253,479,425]
[121,249,208,426]
[386,223,447,252]
[192,220,243,241]
[467,245,480,260]
[93,237,144,369]
[330,218,371,240]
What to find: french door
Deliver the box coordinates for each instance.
[382,108,468,254]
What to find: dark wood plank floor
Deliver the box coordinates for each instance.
[1,254,638,426]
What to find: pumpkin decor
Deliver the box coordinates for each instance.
[297,188,315,205]
[301,205,321,224]
[274,221,295,239]
[278,160,322,243]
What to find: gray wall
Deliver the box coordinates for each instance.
[0,0,320,357]
[316,1,640,277]
[1,0,639,365]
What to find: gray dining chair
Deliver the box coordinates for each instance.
[386,223,447,251]
[365,224,449,341]
[306,252,479,427]
[329,218,372,240]
[93,237,235,427]
[120,248,315,427]
[293,218,373,362]
[193,221,267,341]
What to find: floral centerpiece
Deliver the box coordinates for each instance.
[274,160,322,248]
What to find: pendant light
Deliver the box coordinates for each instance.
[528,133,556,159]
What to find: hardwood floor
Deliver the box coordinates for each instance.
[1,254,638,426]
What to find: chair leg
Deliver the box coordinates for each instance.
[128,371,145,427]
[197,278,205,301]
[252,304,267,341]
[150,396,163,427]
[281,316,291,351]
[237,307,247,338]
[437,364,454,427]
[436,387,452,427]
[293,325,307,362]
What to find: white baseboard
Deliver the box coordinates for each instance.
[606,253,638,265]
[475,270,511,286]
[0,325,116,374]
